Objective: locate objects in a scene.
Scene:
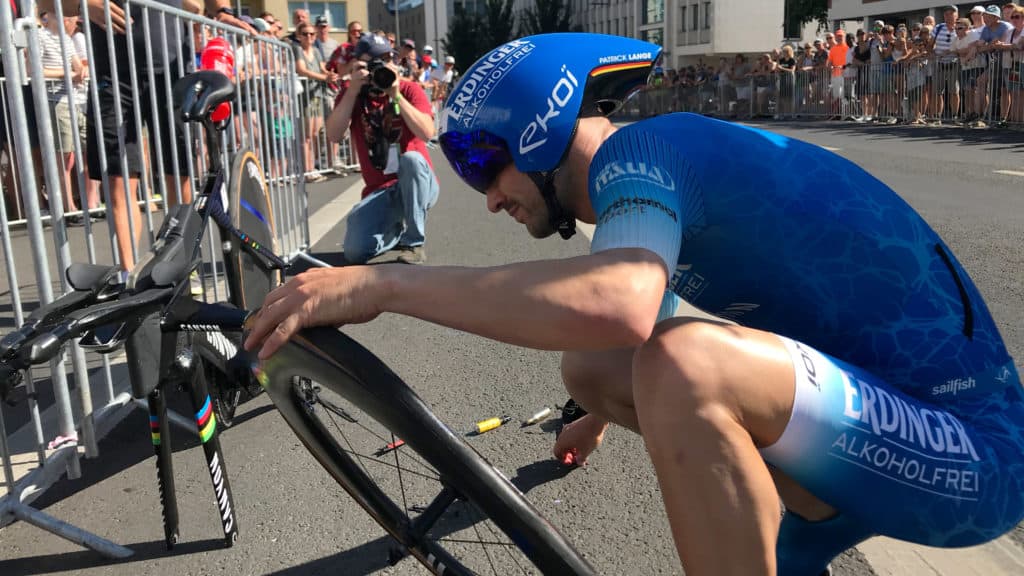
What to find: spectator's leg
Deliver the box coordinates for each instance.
[53,101,79,214]
[341,185,403,263]
[397,151,439,248]
[108,176,143,270]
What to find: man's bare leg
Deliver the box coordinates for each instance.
[108,176,142,271]
[632,319,797,575]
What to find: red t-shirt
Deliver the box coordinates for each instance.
[337,80,434,197]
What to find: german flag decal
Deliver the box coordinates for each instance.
[591,61,654,77]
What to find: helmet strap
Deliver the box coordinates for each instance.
[528,169,576,240]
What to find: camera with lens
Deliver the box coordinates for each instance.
[363,59,397,92]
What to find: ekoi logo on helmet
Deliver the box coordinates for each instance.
[518,65,579,156]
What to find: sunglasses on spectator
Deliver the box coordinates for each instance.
[301,32,315,36]
[1013,15,1023,19]
[956,26,967,29]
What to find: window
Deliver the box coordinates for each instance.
[691,2,698,31]
[782,0,802,39]
[703,1,711,29]
[642,0,664,25]
[287,1,347,30]
[642,27,663,47]
[679,5,686,33]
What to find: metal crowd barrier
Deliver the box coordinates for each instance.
[0,0,361,558]
[621,53,1024,128]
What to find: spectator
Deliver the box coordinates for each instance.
[1003,2,1017,20]
[327,20,364,81]
[39,9,84,221]
[932,6,961,124]
[732,54,752,118]
[1006,5,1024,124]
[398,38,417,78]
[776,45,797,118]
[314,15,339,62]
[924,14,937,28]
[828,30,849,118]
[842,32,859,119]
[799,43,816,110]
[906,30,932,124]
[261,11,284,38]
[386,32,397,47]
[325,34,438,264]
[852,30,871,117]
[286,8,309,44]
[421,44,434,69]
[294,22,339,182]
[429,55,456,124]
[66,14,100,214]
[974,4,1014,127]
[955,16,987,123]
[970,5,987,30]
[751,53,776,117]
[877,25,899,122]
[84,0,252,271]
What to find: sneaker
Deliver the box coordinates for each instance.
[886,117,898,125]
[394,245,426,265]
[973,120,987,128]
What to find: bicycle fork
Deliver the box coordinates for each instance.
[138,328,240,549]
[185,352,240,547]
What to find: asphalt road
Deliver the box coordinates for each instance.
[1,119,1022,575]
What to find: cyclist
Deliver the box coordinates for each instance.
[245,33,1024,575]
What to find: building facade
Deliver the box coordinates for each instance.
[830,0,962,29]
[241,0,369,38]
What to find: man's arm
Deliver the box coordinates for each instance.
[326,87,358,143]
[395,80,435,141]
[246,248,668,359]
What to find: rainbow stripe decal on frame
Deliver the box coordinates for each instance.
[196,395,217,443]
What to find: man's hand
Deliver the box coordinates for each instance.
[213,9,256,35]
[385,62,402,101]
[349,62,370,92]
[244,266,387,360]
[87,0,130,34]
[553,413,609,467]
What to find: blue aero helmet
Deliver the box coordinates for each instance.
[438,33,662,197]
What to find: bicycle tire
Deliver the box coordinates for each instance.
[225,147,280,310]
[255,326,595,575]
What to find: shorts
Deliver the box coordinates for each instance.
[830,76,843,99]
[85,74,189,179]
[50,100,82,155]
[736,85,752,101]
[762,335,1024,548]
[934,64,959,95]
[960,67,984,90]
[303,95,323,119]
[1009,66,1024,92]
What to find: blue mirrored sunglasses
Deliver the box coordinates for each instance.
[439,130,512,194]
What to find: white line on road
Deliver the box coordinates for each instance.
[993,169,1024,177]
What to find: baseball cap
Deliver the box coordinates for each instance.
[315,15,329,26]
[873,19,885,28]
[402,38,415,49]
[970,5,985,13]
[984,5,1000,16]
[444,55,455,64]
[252,17,271,33]
[422,44,433,53]
[354,34,392,59]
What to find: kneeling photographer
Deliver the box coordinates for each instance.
[326,33,439,265]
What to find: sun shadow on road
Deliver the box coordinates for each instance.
[0,537,228,575]
[263,457,579,576]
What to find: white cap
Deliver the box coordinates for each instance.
[970,5,985,13]
[444,55,455,64]
[423,44,433,53]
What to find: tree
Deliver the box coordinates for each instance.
[784,0,829,35]
[518,0,576,36]
[442,5,486,74]
[483,0,516,48]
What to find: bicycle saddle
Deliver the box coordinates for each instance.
[173,70,235,122]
